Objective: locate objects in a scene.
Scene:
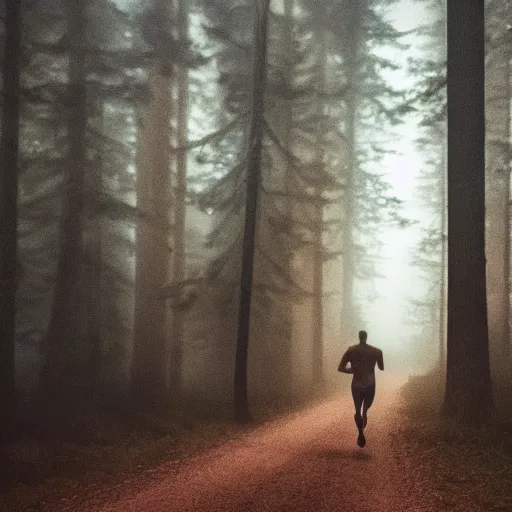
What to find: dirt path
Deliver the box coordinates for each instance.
[76,374,444,512]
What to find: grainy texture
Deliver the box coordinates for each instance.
[397,373,512,512]
[58,375,449,512]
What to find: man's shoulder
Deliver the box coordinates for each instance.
[348,343,382,355]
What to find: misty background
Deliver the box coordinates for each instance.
[3,0,449,404]
[2,0,510,425]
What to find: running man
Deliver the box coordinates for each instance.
[338,330,384,448]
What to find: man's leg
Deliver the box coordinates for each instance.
[351,384,366,447]
[351,384,364,428]
[362,385,376,430]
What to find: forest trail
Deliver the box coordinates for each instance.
[84,374,445,512]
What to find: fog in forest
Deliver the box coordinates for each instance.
[4,0,424,405]
[3,0,512,507]
[1,0,511,443]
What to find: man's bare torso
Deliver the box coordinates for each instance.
[342,344,383,388]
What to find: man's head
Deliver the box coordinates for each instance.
[358,330,368,344]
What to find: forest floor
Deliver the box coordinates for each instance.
[2,373,512,511]
[0,392,308,512]
[397,370,512,511]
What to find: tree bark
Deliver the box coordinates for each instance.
[340,0,362,343]
[436,0,448,368]
[485,6,511,364]
[85,102,104,383]
[0,0,22,437]
[131,66,173,404]
[41,0,88,394]
[311,23,327,391]
[234,0,271,424]
[439,125,447,367]
[277,0,294,397]
[442,0,494,422]
[168,0,189,394]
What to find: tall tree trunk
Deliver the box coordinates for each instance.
[278,0,294,397]
[41,0,87,393]
[168,0,189,394]
[311,24,327,391]
[485,6,511,364]
[442,0,494,422]
[432,0,447,369]
[0,0,22,436]
[439,125,447,367]
[85,102,104,383]
[340,0,361,342]
[234,0,271,424]
[131,65,173,404]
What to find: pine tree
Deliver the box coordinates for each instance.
[274,0,295,395]
[299,5,332,391]
[234,0,271,423]
[485,0,512,365]
[168,0,190,395]
[338,0,362,343]
[131,0,174,404]
[442,0,494,422]
[408,0,447,367]
[41,0,89,394]
[20,0,160,394]
[301,0,410,344]
[199,0,345,401]
[131,0,204,402]
[257,1,339,396]
[0,0,22,436]
[84,100,104,382]
[198,0,408,404]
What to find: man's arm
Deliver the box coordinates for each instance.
[338,350,353,373]
[377,349,384,371]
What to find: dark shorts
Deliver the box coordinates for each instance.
[351,383,376,410]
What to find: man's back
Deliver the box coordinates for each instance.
[338,331,384,448]
[344,343,383,387]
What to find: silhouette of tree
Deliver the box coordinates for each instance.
[442,0,494,422]
[0,0,22,437]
